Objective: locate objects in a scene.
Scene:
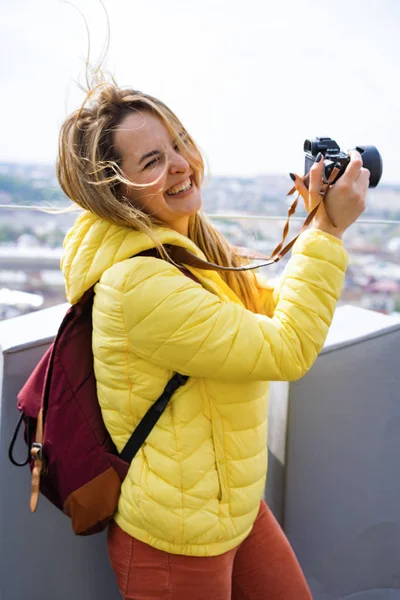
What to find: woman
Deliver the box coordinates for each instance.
[58,82,368,599]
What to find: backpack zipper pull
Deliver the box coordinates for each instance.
[30,409,44,513]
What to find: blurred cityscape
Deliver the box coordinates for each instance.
[1,161,400,320]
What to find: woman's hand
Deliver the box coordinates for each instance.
[291,150,369,239]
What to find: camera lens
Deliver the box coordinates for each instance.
[355,146,383,188]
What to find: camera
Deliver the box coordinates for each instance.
[304,137,383,188]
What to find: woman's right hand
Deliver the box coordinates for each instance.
[293,150,370,239]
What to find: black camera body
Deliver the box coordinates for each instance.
[304,137,383,188]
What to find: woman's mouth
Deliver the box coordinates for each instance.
[165,177,193,198]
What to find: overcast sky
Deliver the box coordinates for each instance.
[1,0,399,183]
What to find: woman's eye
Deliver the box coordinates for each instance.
[144,157,159,169]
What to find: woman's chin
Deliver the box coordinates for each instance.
[164,189,202,217]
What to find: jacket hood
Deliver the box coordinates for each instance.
[61,211,208,304]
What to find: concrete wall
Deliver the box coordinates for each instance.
[284,306,400,599]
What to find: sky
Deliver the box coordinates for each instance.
[1,0,400,183]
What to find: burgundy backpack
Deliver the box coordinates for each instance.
[8,249,192,536]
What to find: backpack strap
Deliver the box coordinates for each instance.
[135,247,201,283]
[119,373,188,463]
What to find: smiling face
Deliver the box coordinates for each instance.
[113,109,202,236]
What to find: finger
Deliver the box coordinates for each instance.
[308,153,324,208]
[290,173,309,209]
[357,167,370,196]
[290,173,308,202]
[341,150,363,183]
[357,166,370,182]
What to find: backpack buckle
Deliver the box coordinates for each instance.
[31,443,43,461]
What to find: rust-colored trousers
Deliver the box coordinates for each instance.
[107,501,312,599]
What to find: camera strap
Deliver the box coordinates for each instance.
[164,165,342,273]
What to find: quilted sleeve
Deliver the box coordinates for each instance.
[102,229,348,382]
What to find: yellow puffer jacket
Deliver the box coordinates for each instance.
[61,210,348,557]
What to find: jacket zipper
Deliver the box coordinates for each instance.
[202,383,228,504]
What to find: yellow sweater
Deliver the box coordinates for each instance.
[61,210,348,556]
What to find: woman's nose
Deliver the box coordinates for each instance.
[169,151,190,174]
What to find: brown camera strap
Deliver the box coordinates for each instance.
[166,166,341,272]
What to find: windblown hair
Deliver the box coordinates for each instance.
[57,77,260,311]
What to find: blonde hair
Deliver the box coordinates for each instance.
[57,78,261,311]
